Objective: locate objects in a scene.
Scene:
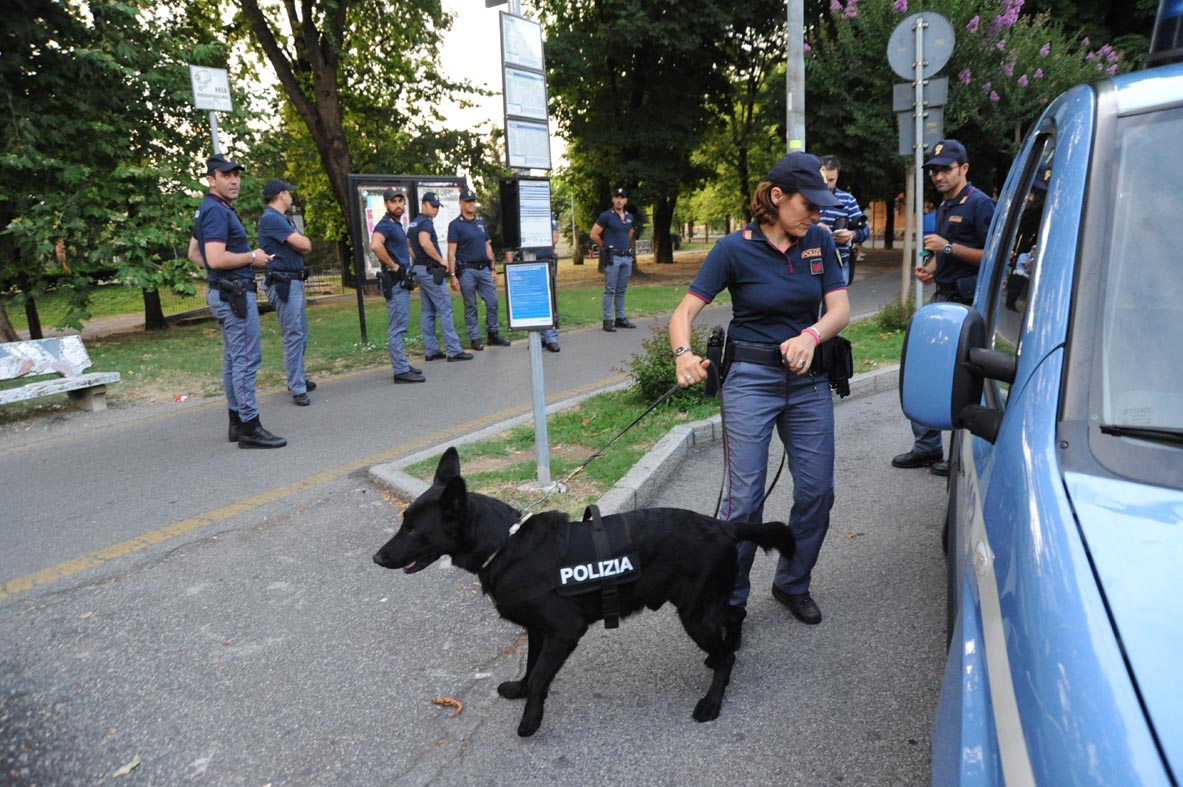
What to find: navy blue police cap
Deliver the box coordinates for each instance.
[383,187,406,201]
[612,187,628,198]
[459,187,478,202]
[766,153,842,207]
[421,191,442,207]
[924,140,968,168]
[263,179,297,199]
[206,153,243,175]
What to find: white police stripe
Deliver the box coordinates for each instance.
[964,437,1037,787]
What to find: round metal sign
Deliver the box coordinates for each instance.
[887,12,955,80]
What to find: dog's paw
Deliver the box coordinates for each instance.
[517,713,542,737]
[692,696,722,723]
[497,680,528,700]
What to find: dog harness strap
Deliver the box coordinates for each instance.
[585,505,622,629]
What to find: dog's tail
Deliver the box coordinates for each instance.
[733,521,795,559]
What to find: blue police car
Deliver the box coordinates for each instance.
[899,8,1183,785]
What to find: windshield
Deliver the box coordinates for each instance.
[1098,107,1183,432]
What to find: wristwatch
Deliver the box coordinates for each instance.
[943,243,954,256]
[673,346,691,357]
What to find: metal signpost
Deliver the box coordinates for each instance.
[498,1,557,488]
[887,13,954,308]
[188,65,233,154]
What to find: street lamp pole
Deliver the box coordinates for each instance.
[786,0,806,152]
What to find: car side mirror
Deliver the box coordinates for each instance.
[900,304,1004,442]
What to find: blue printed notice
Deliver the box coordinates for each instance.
[504,261,555,330]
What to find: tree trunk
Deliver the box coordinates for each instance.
[142,289,166,331]
[572,225,583,265]
[0,300,19,341]
[24,294,43,340]
[651,195,678,264]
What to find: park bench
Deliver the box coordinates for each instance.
[0,336,121,412]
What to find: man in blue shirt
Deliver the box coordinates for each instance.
[590,187,637,332]
[409,192,472,362]
[818,156,870,286]
[188,153,286,448]
[448,187,510,351]
[370,188,425,383]
[893,139,995,475]
[258,178,314,406]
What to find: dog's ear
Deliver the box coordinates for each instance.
[434,447,461,486]
[439,475,467,525]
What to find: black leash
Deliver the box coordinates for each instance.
[482,380,685,569]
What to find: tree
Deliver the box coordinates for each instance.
[1,0,257,338]
[537,0,737,263]
[234,0,495,269]
[803,0,1150,202]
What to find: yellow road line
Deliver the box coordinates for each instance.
[0,374,625,602]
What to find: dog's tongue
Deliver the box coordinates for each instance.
[402,561,416,573]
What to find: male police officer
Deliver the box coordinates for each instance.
[818,156,870,286]
[409,191,472,362]
[590,187,637,332]
[893,139,995,475]
[259,178,314,406]
[448,187,510,352]
[190,153,286,448]
[370,188,425,383]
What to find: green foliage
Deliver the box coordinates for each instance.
[803,0,1155,199]
[872,298,917,333]
[624,323,715,408]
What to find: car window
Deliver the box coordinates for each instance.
[987,136,1056,408]
[1098,107,1183,430]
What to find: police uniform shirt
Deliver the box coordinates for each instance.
[373,213,410,267]
[258,206,305,273]
[594,209,635,251]
[688,222,845,345]
[408,214,442,266]
[194,192,252,284]
[447,215,491,263]
[933,182,995,286]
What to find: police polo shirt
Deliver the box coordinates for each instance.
[372,213,410,267]
[258,206,305,274]
[447,215,491,263]
[408,214,442,267]
[688,222,846,345]
[933,182,995,286]
[594,209,635,251]
[194,192,253,284]
[818,188,869,264]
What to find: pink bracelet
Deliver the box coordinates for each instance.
[802,327,822,346]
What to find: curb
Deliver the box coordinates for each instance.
[368,364,901,515]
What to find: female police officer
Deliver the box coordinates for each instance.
[668,152,851,626]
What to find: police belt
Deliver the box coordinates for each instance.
[213,277,257,295]
[265,269,308,283]
[725,340,783,368]
[457,260,491,271]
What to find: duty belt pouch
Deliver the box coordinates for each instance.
[300,268,310,282]
[955,274,977,303]
[400,266,418,291]
[377,269,396,301]
[217,278,252,319]
[425,262,446,286]
[810,335,854,398]
[598,247,611,273]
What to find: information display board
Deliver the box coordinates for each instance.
[500,12,551,171]
[504,260,557,331]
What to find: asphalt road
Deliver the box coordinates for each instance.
[1,262,948,785]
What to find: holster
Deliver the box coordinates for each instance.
[427,261,446,286]
[377,268,397,301]
[264,270,298,303]
[598,247,611,273]
[216,277,256,319]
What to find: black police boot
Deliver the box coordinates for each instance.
[228,410,242,443]
[470,337,484,351]
[615,317,637,329]
[602,320,616,332]
[487,332,511,346]
[237,417,287,449]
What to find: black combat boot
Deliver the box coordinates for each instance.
[602,320,616,332]
[228,410,242,443]
[237,416,287,449]
[615,317,637,329]
[487,332,511,346]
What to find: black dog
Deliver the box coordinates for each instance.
[372,447,795,737]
